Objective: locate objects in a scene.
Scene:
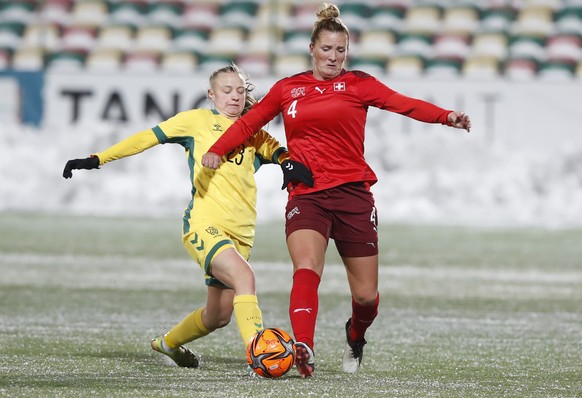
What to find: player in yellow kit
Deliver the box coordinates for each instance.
[62,64,314,370]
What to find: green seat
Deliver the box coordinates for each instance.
[349,57,386,76]
[339,3,371,33]
[424,58,462,79]
[538,60,576,81]
[0,22,26,51]
[218,2,258,30]
[47,50,86,70]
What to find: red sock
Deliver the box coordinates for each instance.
[350,293,379,342]
[289,268,320,350]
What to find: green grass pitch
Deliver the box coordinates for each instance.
[1,212,581,397]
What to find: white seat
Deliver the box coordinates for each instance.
[161,52,198,73]
[206,27,246,57]
[86,49,123,71]
[21,24,60,51]
[134,26,172,52]
[60,26,97,52]
[471,33,508,60]
[273,54,309,77]
[70,0,108,28]
[95,25,134,52]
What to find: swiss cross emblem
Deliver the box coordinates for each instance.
[334,82,346,91]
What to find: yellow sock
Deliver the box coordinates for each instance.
[233,294,263,345]
[163,308,209,350]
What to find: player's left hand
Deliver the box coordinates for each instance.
[202,152,222,169]
[281,159,314,190]
[448,111,471,132]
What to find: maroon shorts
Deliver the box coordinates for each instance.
[285,182,378,257]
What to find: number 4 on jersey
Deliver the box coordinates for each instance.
[287,100,298,118]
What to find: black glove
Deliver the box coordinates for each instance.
[281,159,314,190]
[63,156,100,179]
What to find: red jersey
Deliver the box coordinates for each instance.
[208,69,453,196]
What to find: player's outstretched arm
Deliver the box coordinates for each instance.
[62,156,100,179]
[448,111,472,132]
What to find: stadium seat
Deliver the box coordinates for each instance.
[147,1,183,28]
[95,25,134,52]
[0,0,37,24]
[109,1,147,28]
[368,6,405,32]
[20,23,60,51]
[255,1,292,29]
[508,35,546,62]
[12,47,46,71]
[218,2,258,30]
[291,4,319,32]
[554,7,582,35]
[504,58,539,80]
[235,54,271,77]
[134,26,172,53]
[402,6,441,36]
[545,34,582,63]
[424,58,462,80]
[39,0,73,27]
[339,3,371,33]
[172,28,208,54]
[281,30,312,55]
[432,33,471,61]
[513,6,554,37]
[0,22,24,51]
[160,51,198,73]
[523,0,562,9]
[12,47,46,70]
[124,50,160,72]
[206,27,246,58]
[471,32,509,60]
[462,55,501,80]
[386,55,424,78]
[394,33,434,59]
[479,8,516,33]
[354,30,396,61]
[246,26,282,56]
[537,60,576,81]
[86,48,123,71]
[60,26,98,53]
[181,3,219,30]
[442,6,480,35]
[69,0,109,28]
[197,54,236,74]
[349,57,386,76]
[47,50,85,71]
[273,54,309,77]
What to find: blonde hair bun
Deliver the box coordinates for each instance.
[316,3,340,21]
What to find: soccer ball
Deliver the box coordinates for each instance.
[246,328,295,378]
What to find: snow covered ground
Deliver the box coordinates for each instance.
[2,118,581,229]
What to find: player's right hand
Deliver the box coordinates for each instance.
[62,156,100,179]
[201,152,222,170]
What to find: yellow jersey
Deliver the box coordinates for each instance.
[95,108,288,247]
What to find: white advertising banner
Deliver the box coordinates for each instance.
[44,71,582,153]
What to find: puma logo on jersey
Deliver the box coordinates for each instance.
[315,87,326,94]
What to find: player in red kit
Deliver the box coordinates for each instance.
[202,3,471,378]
